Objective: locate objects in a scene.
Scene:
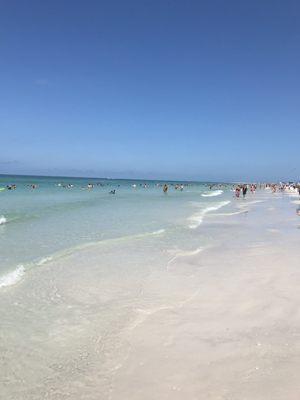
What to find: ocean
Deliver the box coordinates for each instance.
[0,174,232,289]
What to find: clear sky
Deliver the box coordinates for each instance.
[1,0,299,181]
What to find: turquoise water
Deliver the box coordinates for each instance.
[0,175,232,287]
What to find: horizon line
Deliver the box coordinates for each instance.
[0,172,296,184]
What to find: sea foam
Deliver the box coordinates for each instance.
[0,265,25,288]
[151,229,165,235]
[201,190,223,197]
[36,256,54,266]
[0,215,7,225]
[188,200,231,229]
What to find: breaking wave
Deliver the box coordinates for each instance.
[188,200,231,229]
[201,190,223,197]
[0,265,25,288]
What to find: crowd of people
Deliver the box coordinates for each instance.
[2,181,300,197]
[234,184,257,198]
[233,182,300,199]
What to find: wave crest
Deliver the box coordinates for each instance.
[0,265,25,288]
[201,190,223,197]
[0,215,7,225]
[188,200,231,229]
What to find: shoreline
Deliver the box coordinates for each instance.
[0,187,230,290]
[0,190,299,399]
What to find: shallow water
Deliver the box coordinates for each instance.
[0,175,232,287]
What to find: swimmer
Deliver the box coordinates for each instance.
[6,184,16,190]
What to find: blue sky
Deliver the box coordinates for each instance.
[1,0,299,181]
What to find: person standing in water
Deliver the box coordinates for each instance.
[163,184,168,194]
[242,185,248,198]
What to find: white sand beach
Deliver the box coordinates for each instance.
[1,191,300,400]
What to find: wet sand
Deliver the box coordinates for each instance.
[1,191,300,400]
